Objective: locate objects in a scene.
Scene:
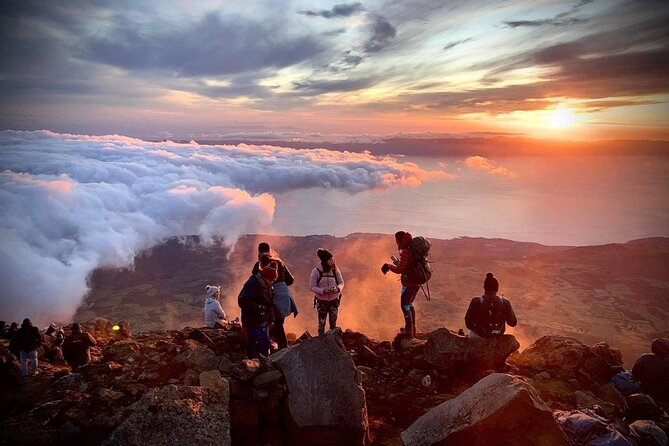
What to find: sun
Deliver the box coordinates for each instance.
[549,108,577,128]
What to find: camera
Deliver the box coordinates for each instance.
[390,255,399,265]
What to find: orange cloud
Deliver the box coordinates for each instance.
[464,156,518,179]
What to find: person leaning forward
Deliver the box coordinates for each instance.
[62,323,97,369]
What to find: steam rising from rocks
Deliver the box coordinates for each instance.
[0,130,447,325]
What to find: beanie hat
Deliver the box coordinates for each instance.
[651,338,669,358]
[317,248,333,262]
[258,242,270,253]
[484,272,499,294]
[206,285,220,298]
[259,260,278,282]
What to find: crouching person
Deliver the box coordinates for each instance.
[465,273,517,338]
[238,258,277,358]
[62,323,97,370]
[204,285,227,328]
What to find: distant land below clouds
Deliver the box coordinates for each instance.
[169,134,669,157]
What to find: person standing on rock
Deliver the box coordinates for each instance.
[62,323,97,369]
[251,242,298,350]
[238,257,278,358]
[381,231,420,339]
[310,248,344,336]
[204,285,227,328]
[465,273,517,338]
[11,318,42,378]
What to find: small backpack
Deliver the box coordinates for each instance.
[406,236,433,285]
[479,296,506,336]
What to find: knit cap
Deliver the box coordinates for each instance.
[317,248,333,262]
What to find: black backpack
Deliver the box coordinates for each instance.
[406,236,433,285]
[479,296,506,336]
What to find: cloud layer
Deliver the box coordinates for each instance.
[0,130,448,325]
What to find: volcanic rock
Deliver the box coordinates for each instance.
[271,327,368,446]
[422,328,520,374]
[103,385,230,446]
[401,373,570,446]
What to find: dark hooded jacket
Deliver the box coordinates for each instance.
[11,320,42,352]
[63,329,97,368]
[238,274,276,328]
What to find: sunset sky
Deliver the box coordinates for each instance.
[1,0,668,141]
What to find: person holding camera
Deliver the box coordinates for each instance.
[204,285,227,328]
[238,257,278,358]
[381,231,420,339]
[310,248,344,336]
[464,272,517,338]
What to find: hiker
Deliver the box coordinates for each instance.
[381,231,427,339]
[310,248,344,336]
[238,257,277,358]
[46,329,66,364]
[6,322,18,340]
[632,338,669,407]
[10,318,41,378]
[62,323,97,369]
[251,242,298,350]
[204,285,227,328]
[465,272,517,338]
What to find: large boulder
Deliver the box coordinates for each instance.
[401,373,570,446]
[423,328,519,374]
[103,385,230,446]
[271,328,368,446]
[510,336,623,383]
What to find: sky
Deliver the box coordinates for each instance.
[1,0,668,141]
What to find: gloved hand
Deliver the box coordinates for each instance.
[381,263,390,274]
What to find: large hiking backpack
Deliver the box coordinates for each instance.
[406,236,432,285]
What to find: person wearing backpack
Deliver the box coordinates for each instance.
[251,242,298,350]
[465,272,517,338]
[310,248,344,336]
[381,231,422,339]
[238,257,278,358]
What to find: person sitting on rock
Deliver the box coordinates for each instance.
[310,248,344,336]
[238,257,277,358]
[203,285,227,328]
[465,273,517,339]
[62,323,97,369]
[11,318,42,378]
[632,338,669,408]
[251,242,298,350]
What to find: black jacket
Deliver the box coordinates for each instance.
[251,259,294,286]
[62,331,97,368]
[238,274,276,328]
[11,325,42,352]
[465,295,517,338]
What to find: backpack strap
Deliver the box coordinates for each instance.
[492,297,506,331]
[317,268,324,286]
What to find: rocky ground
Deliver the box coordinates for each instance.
[1,318,668,445]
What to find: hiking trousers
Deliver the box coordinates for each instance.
[20,350,38,377]
[316,299,339,336]
[245,325,271,358]
[271,317,288,350]
[401,285,420,337]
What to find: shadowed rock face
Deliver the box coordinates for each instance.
[423,328,520,374]
[103,385,231,446]
[401,373,570,446]
[509,336,623,384]
[271,328,369,446]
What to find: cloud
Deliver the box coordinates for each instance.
[364,14,397,53]
[81,12,323,77]
[443,38,473,51]
[299,3,365,18]
[503,0,592,28]
[0,130,448,325]
[464,156,518,178]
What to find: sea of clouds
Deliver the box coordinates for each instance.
[0,130,449,325]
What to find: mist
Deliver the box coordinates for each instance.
[0,130,447,326]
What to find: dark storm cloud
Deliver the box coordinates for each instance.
[82,12,323,77]
[364,14,397,53]
[299,2,365,18]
